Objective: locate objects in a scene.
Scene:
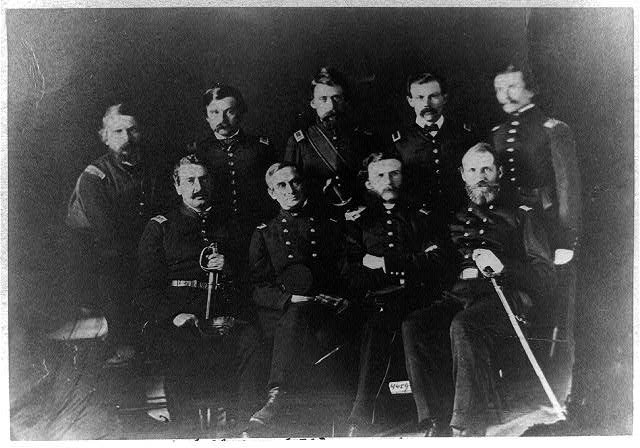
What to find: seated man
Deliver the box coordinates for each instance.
[402,143,555,436]
[137,154,262,430]
[246,162,350,432]
[342,150,454,436]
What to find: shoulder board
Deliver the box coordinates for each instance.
[519,205,533,212]
[259,137,270,145]
[544,118,563,128]
[84,165,106,179]
[257,223,267,230]
[345,206,366,222]
[361,129,373,136]
[463,123,471,132]
[391,130,401,143]
[491,125,501,132]
[294,130,305,142]
[151,215,167,224]
[418,208,431,216]
[329,217,338,223]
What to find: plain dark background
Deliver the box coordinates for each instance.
[6,8,633,426]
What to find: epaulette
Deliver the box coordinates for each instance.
[329,217,338,223]
[151,215,167,224]
[345,206,366,221]
[84,165,106,179]
[259,137,270,145]
[418,207,431,216]
[294,130,305,143]
[391,130,401,143]
[491,125,501,132]
[463,123,472,132]
[424,244,438,254]
[544,118,562,128]
[257,223,267,230]
[518,205,533,212]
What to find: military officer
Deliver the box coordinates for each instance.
[137,154,262,429]
[66,102,160,364]
[284,67,374,212]
[190,84,276,288]
[343,150,453,436]
[246,162,348,433]
[492,63,581,259]
[391,72,475,218]
[402,143,555,436]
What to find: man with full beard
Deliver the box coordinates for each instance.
[343,150,454,436]
[284,67,374,213]
[391,72,475,219]
[66,102,160,364]
[401,143,555,436]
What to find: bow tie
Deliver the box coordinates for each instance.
[217,135,239,147]
[423,123,439,134]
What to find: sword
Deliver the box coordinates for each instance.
[489,276,565,418]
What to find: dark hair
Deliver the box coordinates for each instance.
[405,72,448,97]
[498,63,539,95]
[202,84,248,116]
[361,149,403,171]
[312,67,350,98]
[173,154,208,185]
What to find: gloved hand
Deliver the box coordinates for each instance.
[363,253,386,272]
[173,313,198,327]
[554,249,574,265]
[472,248,504,276]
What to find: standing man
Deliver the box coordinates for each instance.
[402,143,555,436]
[391,72,475,217]
[246,162,349,434]
[190,84,276,293]
[137,154,262,430]
[492,63,581,261]
[66,102,159,364]
[343,151,453,436]
[284,67,374,212]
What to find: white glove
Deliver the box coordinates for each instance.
[363,253,386,272]
[554,249,574,265]
[472,249,504,276]
[173,313,198,327]
[290,294,313,303]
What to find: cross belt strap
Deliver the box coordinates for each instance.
[170,280,209,290]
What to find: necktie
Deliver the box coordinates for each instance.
[424,123,439,136]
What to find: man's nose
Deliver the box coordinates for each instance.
[193,179,202,191]
[283,182,293,193]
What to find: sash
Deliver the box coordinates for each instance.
[305,125,352,176]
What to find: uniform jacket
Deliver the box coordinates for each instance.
[492,104,581,249]
[138,203,248,323]
[249,202,344,311]
[66,151,159,265]
[391,117,475,214]
[449,197,555,309]
[191,129,276,230]
[284,121,374,205]
[342,199,455,305]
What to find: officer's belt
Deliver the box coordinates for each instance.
[170,280,209,289]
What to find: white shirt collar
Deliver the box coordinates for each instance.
[214,129,240,140]
[415,114,445,131]
[517,103,535,114]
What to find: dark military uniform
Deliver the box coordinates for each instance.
[284,121,374,211]
[137,204,262,423]
[249,202,347,389]
[391,117,475,217]
[342,200,453,424]
[66,151,159,345]
[402,197,555,431]
[492,104,581,250]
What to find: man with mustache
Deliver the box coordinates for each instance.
[137,154,262,432]
[66,102,160,364]
[245,162,348,435]
[284,67,374,212]
[492,63,581,263]
[391,72,475,220]
[343,150,453,436]
[401,143,555,436]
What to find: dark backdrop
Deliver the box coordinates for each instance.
[6,7,633,422]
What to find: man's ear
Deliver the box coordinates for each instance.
[442,93,449,105]
[174,180,181,195]
[406,95,414,108]
[310,99,317,110]
[459,166,465,182]
[365,179,373,191]
[268,187,276,200]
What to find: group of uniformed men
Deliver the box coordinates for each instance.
[65,64,580,437]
